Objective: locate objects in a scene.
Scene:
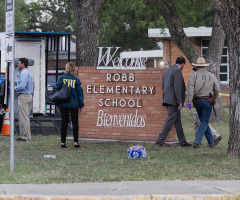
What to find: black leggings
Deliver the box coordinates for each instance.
[59,107,79,143]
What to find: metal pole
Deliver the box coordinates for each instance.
[56,36,59,81]
[9,0,15,172]
[46,36,49,90]
[9,62,14,172]
[68,35,70,62]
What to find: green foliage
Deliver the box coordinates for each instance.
[173,0,214,27]
[28,0,75,33]
[98,0,165,51]
[0,0,30,32]
[0,0,214,50]
[98,0,214,51]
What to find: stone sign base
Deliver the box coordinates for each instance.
[77,67,176,142]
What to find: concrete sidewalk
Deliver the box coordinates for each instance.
[0,180,240,200]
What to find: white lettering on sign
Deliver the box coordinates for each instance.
[106,73,111,81]
[113,73,120,81]
[142,86,148,94]
[105,99,110,107]
[99,99,142,108]
[113,99,117,107]
[87,85,92,93]
[149,86,155,94]
[106,73,135,82]
[87,85,155,95]
[100,85,104,93]
[96,109,146,127]
[97,47,147,70]
[135,87,141,94]
[116,86,120,94]
[86,72,158,129]
[98,47,120,67]
[119,99,126,107]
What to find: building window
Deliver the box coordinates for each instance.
[47,36,69,52]
[201,39,229,84]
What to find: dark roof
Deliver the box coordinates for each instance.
[15,31,70,38]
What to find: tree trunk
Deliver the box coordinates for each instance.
[211,0,240,157]
[159,0,224,122]
[159,0,200,63]
[205,13,225,123]
[68,0,106,66]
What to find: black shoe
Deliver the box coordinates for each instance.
[74,144,80,148]
[180,141,192,147]
[156,141,171,147]
[209,144,214,148]
[61,144,67,148]
[193,142,200,148]
[214,136,222,145]
[16,138,27,141]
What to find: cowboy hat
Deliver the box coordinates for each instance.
[192,57,210,66]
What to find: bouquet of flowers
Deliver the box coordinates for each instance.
[127,144,146,159]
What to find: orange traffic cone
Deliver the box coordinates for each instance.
[1,108,10,136]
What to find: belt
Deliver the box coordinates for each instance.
[18,93,32,96]
[195,96,209,101]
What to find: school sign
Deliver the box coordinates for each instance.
[78,47,176,141]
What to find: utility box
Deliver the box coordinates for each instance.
[0,33,46,114]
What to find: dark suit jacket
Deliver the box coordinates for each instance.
[162,64,186,107]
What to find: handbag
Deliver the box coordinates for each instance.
[50,83,72,105]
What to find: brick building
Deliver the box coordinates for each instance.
[77,66,176,142]
[47,27,230,142]
[148,27,230,106]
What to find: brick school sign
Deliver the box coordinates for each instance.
[77,48,176,141]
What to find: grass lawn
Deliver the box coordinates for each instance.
[0,107,239,184]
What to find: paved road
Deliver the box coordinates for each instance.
[0,180,239,199]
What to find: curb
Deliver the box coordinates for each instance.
[0,194,239,200]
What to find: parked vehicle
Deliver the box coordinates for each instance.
[0,31,71,117]
[0,33,45,116]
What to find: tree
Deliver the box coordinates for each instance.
[26,0,218,67]
[155,0,224,123]
[0,0,30,32]
[98,0,215,52]
[170,0,214,27]
[211,0,240,157]
[98,0,165,51]
[68,0,106,66]
[28,0,75,39]
[27,0,106,66]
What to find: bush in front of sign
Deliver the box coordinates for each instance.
[127,144,146,159]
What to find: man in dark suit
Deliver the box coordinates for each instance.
[156,56,191,147]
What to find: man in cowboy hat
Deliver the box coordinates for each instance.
[186,57,220,148]
[192,67,222,145]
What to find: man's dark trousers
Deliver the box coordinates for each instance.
[157,105,186,142]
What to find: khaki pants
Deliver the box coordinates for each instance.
[194,110,220,140]
[18,94,32,141]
